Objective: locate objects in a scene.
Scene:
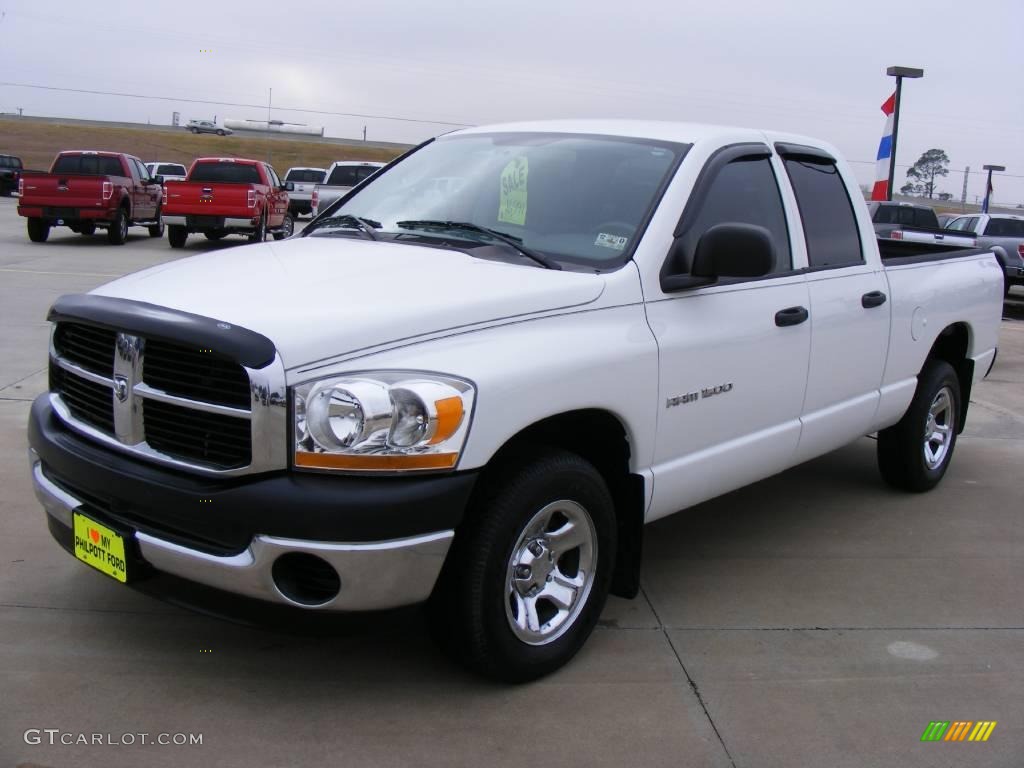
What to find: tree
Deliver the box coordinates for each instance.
[903,149,950,199]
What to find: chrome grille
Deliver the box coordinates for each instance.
[53,323,116,377]
[49,365,114,433]
[143,399,251,468]
[143,338,251,408]
[48,321,285,476]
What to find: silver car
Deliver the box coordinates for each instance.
[186,120,232,137]
[946,213,1024,297]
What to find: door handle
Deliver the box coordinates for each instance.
[775,306,809,327]
[861,290,887,308]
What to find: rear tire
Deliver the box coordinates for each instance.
[191,127,199,134]
[27,217,50,243]
[878,360,961,492]
[168,225,188,249]
[248,213,267,243]
[430,448,615,682]
[148,212,164,238]
[273,213,294,240]
[107,207,129,245]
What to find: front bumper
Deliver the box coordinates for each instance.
[28,395,478,611]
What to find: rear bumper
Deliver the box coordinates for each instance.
[163,215,256,229]
[18,205,116,222]
[28,395,478,611]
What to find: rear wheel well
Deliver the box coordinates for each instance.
[480,410,644,598]
[925,323,973,432]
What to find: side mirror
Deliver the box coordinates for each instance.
[151,175,164,186]
[692,223,775,279]
[283,181,295,192]
[660,223,775,293]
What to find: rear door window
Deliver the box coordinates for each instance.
[782,157,863,268]
[189,162,262,184]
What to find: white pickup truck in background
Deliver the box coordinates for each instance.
[310,160,385,216]
[868,201,976,248]
[28,121,1003,682]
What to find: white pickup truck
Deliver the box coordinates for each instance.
[28,121,1003,682]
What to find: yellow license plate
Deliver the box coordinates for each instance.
[73,512,128,583]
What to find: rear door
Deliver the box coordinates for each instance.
[775,145,890,463]
[264,165,286,226]
[645,143,812,520]
[131,158,159,219]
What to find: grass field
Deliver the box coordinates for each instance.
[0,118,405,173]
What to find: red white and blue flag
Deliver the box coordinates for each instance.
[871,91,896,200]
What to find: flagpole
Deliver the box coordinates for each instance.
[884,66,923,201]
[982,164,1005,214]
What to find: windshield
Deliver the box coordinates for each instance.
[309,133,686,268]
[326,165,382,187]
[287,168,327,183]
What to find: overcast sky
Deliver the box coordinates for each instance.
[2,0,1022,204]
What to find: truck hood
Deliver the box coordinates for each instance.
[91,237,605,368]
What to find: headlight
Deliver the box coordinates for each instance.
[292,372,474,472]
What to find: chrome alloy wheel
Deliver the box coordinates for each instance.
[923,386,955,470]
[504,500,597,646]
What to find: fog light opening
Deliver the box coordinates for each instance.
[271,552,341,606]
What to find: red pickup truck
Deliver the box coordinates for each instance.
[17,151,164,244]
[162,157,294,248]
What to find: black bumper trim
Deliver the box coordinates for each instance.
[30,395,478,552]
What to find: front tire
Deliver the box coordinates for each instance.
[107,207,129,245]
[27,217,50,243]
[168,225,188,249]
[432,449,615,682]
[878,360,961,492]
[205,230,226,241]
[79,222,96,236]
[217,129,225,136]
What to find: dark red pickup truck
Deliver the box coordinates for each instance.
[162,157,293,248]
[17,151,164,244]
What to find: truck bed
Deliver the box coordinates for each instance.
[877,237,990,265]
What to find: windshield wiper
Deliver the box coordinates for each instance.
[395,220,561,270]
[307,214,381,240]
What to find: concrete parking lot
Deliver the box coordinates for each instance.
[1,195,1022,767]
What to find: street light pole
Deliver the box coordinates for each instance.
[982,164,1005,214]
[885,66,923,201]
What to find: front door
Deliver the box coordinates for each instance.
[645,146,811,521]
